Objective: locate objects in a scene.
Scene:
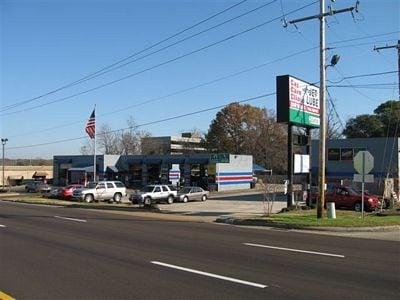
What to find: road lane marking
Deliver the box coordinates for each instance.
[0,224,6,228]
[0,290,15,300]
[151,261,267,289]
[54,216,87,223]
[243,243,345,258]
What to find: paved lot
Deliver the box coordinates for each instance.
[158,192,291,217]
[1,201,399,300]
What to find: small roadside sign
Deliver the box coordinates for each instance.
[354,151,374,175]
[353,150,374,220]
[353,174,374,183]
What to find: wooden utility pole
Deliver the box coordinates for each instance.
[374,40,400,100]
[285,0,358,218]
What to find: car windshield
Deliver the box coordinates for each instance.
[141,186,154,193]
[87,182,97,188]
[346,187,359,195]
[180,188,192,194]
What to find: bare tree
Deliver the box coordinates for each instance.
[79,116,151,155]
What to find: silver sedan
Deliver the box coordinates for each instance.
[178,187,209,203]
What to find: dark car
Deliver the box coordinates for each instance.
[25,181,50,193]
[60,184,84,199]
[177,187,209,203]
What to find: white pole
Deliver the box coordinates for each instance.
[93,105,97,183]
[361,151,365,220]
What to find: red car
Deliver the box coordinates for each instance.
[310,185,380,212]
[60,184,84,199]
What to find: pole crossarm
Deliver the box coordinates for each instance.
[287,7,355,25]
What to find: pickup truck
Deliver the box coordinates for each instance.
[129,185,177,205]
[73,181,127,203]
[310,185,380,212]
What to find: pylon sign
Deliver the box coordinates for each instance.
[276,75,320,128]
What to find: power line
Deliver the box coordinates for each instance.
[1,0,319,117]
[1,0,249,112]
[8,92,275,150]
[8,46,317,139]
[327,70,398,84]
[328,30,400,45]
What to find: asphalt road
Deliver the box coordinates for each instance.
[0,201,399,300]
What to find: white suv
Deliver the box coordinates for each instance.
[129,185,177,205]
[73,181,127,203]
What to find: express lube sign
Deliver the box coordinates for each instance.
[276,75,320,128]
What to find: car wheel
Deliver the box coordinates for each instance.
[354,202,362,212]
[201,195,207,201]
[113,193,122,203]
[167,195,174,204]
[144,197,152,206]
[182,196,188,203]
[84,194,94,203]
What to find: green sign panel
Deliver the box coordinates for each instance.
[277,75,320,128]
[210,153,230,164]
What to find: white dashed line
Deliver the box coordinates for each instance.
[54,216,87,223]
[151,261,267,288]
[0,224,6,228]
[243,243,345,258]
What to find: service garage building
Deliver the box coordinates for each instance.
[53,154,253,192]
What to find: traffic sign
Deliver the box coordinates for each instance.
[354,151,374,175]
[353,174,374,183]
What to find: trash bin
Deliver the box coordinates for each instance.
[327,202,336,219]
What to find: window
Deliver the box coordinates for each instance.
[154,187,161,193]
[328,148,340,161]
[341,148,353,161]
[114,182,125,188]
[97,183,105,189]
[106,183,114,189]
[162,186,168,192]
[354,148,366,156]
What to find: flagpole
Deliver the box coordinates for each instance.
[93,104,96,182]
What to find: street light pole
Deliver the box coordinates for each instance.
[1,138,8,191]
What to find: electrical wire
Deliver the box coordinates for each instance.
[8,92,275,150]
[1,0,319,117]
[7,46,317,139]
[1,0,249,112]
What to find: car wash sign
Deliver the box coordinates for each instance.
[276,75,320,128]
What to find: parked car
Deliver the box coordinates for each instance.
[129,184,177,205]
[25,181,51,193]
[72,181,126,203]
[60,184,84,199]
[310,185,380,212]
[48,187,62,198]
[177,187,209,203]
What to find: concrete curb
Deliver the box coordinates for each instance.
[215,217,400,232]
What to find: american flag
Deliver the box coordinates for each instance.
[85,109,95,139]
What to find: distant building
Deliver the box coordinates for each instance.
[141,133,206,155]
[311,137,399,194]
[0,166,53,186]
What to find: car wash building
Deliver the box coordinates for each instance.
[53,154,253,191]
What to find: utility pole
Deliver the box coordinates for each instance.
[374,40,400,100]
[1,138,8,191]
[286,0,358,218]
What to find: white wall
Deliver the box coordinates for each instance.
[216,155,253,191]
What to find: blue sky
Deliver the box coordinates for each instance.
[1,0,399,158]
